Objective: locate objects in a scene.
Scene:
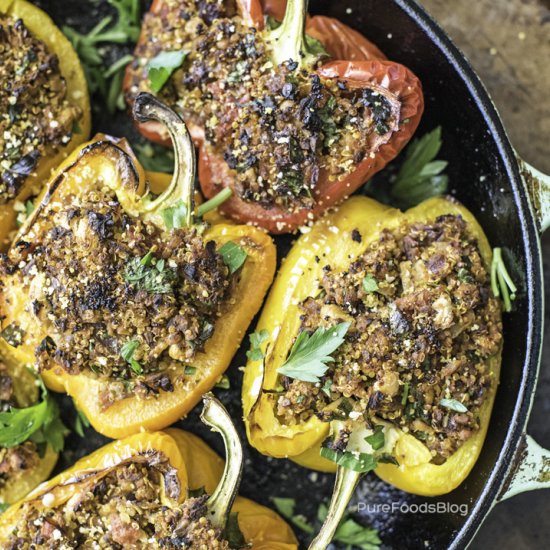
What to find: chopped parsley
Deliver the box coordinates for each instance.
[124,250,176,294]
[120,339,143,374]
[277,322,350,383]
[364,425,385,451]
[161,200,188,230]
[0,377,68,452]
[74,408,91,438]
[439,398,468,413]
[362,275,378,293]
[147,50,188,93]
[246,329,269,361]
[320,447,378,473]
[219,242,247,273]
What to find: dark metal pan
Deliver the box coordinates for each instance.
[32,0,550,548]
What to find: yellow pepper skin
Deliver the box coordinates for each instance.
[0,129,276,438]
[0,0,91,247]
[0,428,298,548]
[243,195,501,496]
[0,363,57,505]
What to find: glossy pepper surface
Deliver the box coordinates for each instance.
[0,396,298,548]
[125,0,423,233]
[243,195,501,497]
[0,95,276,439]
[0,0,91,247]
[0,363,57,506]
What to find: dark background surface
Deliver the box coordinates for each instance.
[25,0,550,548]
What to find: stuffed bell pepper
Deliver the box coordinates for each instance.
[0,362,62,507]
[243,195,503,547]
[0,394,298,549]
[124,0,424,233]
[0,93,276,438]
[0,0,91,247]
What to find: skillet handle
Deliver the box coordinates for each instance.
[498,434,550,500]
[518,157,550,233]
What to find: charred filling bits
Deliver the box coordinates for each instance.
[0,14,81,204]
[277,215,502,461]
[0,364,40,489]
[3,187,233,409]
[4,454,230,549]
[125,0,400,211]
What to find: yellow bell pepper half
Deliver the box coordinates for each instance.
[0,396,297,548]
[0,0,91,247]
[0,95,276,438]
[243,195,501,497]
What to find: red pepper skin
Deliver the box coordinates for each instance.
[199,57,423,233]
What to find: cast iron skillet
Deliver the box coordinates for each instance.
[33,0,550,548]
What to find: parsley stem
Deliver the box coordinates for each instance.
[267,0,316,68]
[133,93,196,227]
[491,247,517,313]
[308,466,361,550]
[104,54,133,78]
[196,188,232,218]
[201,393,243,531]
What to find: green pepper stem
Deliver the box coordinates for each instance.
[267,0,315,67]
[200,393,243,530]
[308,466,361,550]
[133,92,195,227]
[195,188,232,218]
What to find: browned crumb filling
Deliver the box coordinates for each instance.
[0,363,40,489]
[3,455,229,549]
[3,187,233,409]
[125,0,400,211]
[277,215,502,461]
[0,15,81,204]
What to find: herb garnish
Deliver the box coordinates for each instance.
[184,366,197,375]
[364,425,385,451]
[439,398,468,413]
[272,497,381,549]
[74,408,91,438]
[219,242,247,274]
[147,50,188,93]
[320,447,378,473]
[120,339,143,374]
[161,200,188,230]
[362,275,378,293]
[277,322,350,383]
[124,250,176,294]
[364,126,448,210]
[491,247,517,313]
[63,0,141,113]
[246,329,269,361]
[215,375,231,390]
[0,377,68,452]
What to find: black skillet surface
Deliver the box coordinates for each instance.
[30,1,541,549]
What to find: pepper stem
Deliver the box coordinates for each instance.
[308,466,361,550]
[133,92,195,227]
[200,393,244,530]
[267,0,317,67]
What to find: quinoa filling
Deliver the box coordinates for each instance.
[0,14,81,204]
[125,0,401,211]
[1,186,234,409]
[0,363,40,490]
[277,215,502,461]
[3,454,230,549]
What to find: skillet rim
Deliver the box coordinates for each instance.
[389,0,544,547]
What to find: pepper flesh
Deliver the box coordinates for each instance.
[243,195,501,496]
[0,363,57,505]
[0,97,276,439]
[125,0,423,233]
[0,0,91,247]
[0,428,297,548]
